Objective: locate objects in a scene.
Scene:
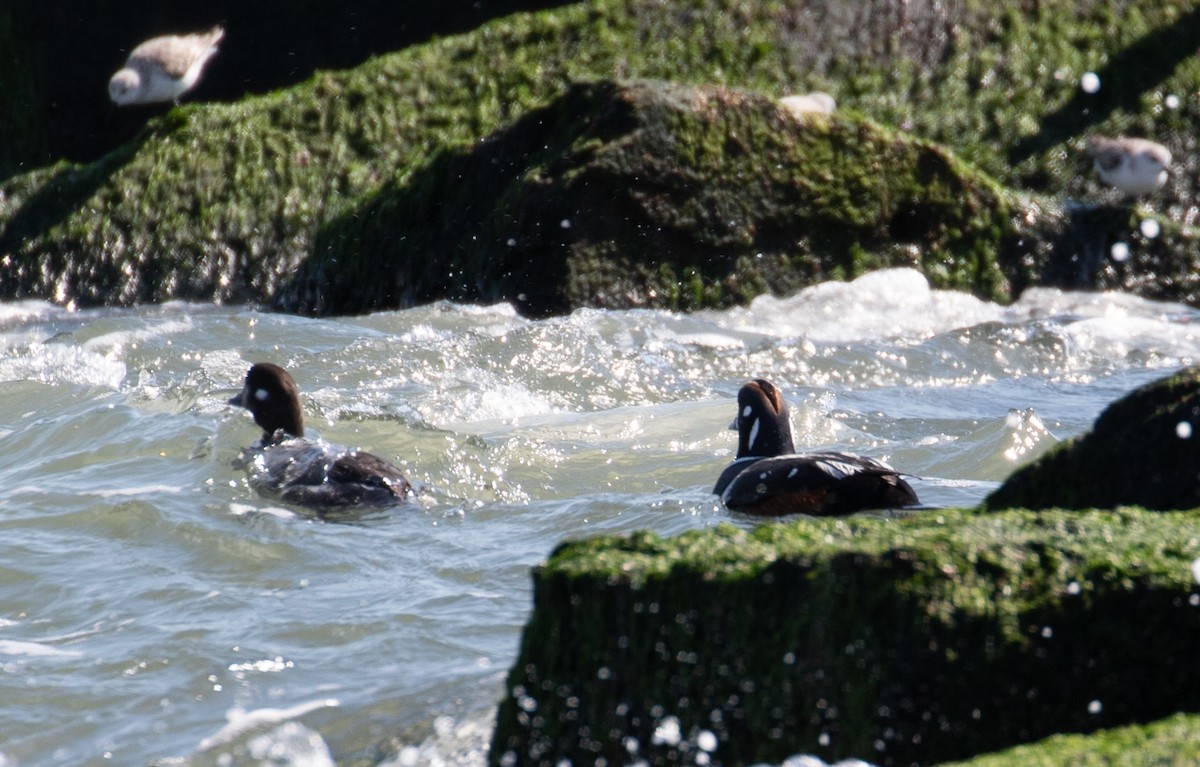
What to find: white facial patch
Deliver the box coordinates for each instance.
[742,405,752,417]
[254,388,270,402]
[747,418,760,451]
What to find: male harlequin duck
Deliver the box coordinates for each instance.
[228,363,413,509]
[713,379,918,516]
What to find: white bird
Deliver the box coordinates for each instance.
[109,26,225,106]
[1087,136,1171,196]
[779,92,836,118]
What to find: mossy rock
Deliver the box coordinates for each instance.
[3,0,1200,314]
[986,366,1200,511]
[289,79,1013,316]
[489,508,1200,766]
[936,712,1200,767]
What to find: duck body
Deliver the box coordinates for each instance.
[228,363,412,510]
[714,379,918,517]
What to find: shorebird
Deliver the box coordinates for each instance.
[109,26,225,106]
[1087,136,1171,196]
[779,92,836,118]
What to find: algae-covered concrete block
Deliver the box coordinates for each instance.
[490,509,1200,766]
[987,366,1200,512]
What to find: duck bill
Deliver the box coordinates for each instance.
[728,417,738,431]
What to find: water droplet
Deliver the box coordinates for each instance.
[696,730,718,752]
[1110,242,1130,262]
[1166,94,1180,109]
[1140,218,1161,239]
[1177,421,1193,439]
[652,716,681,746]
[1080,72,1101,93]
[1088,699,1103,714]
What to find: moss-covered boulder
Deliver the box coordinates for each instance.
[986,366,1200,511]
[3,0,1200,315]
[936,713,1200,767]
[288,79,1013,316]
[489,509,1200,766]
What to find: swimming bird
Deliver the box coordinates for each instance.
[1087,136,1171,196]
[713,379,919,516]
[779,92,836,118]
[109,26,225,106]
[228,363,413,509]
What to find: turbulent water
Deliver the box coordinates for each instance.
[0,268,1197,767]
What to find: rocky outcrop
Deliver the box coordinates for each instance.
[985,366,1200,511]
[489,509,1200,766]
[3,0,1200,315]
[289,80,1015,317]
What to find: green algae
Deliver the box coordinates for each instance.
[936,712,1200,767]
[2,0,1200,312]
[491,507,1200,766]
[296,79,1014,316]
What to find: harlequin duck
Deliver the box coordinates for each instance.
[713,379,918,516]
[228,363,413,509]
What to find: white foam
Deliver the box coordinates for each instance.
[715,268,1002,342]
[197,698,339,752]
[80,484,187,498]
[81,317,195,353]
[0,640,83,658]
[0,344,126,388]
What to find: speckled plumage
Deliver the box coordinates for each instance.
[713,379,918,516]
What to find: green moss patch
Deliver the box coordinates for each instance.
[294,79,1013,316]
[490,508,1200,766]
[937,712,1200,766]
[3,0,1200,312]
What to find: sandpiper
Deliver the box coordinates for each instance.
[779,92,836,118]
[1087,136,1171,196]
[109,26,225,106]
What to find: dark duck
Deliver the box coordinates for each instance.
[713,379,918,516]
[228,363,413,509]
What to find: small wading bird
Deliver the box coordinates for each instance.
[1087,136,1171,197]
[713,379,919,516]
[109,26,225,106]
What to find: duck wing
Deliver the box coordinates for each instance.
[329,450,412,496]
